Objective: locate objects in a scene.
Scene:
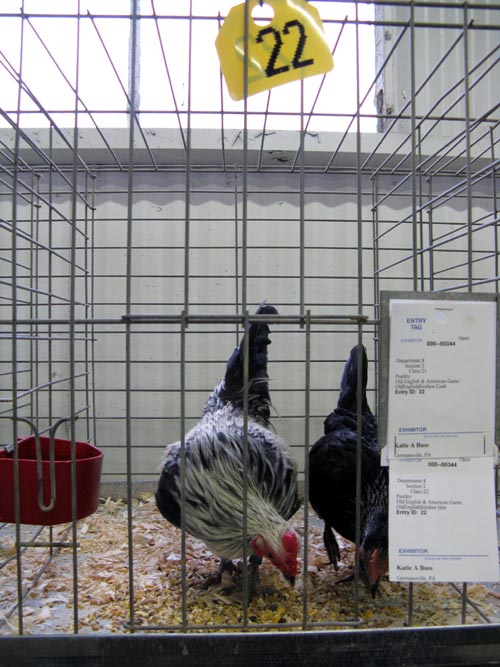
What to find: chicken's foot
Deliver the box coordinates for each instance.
[202,558,236,589]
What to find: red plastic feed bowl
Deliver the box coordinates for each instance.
[0,436,103,525]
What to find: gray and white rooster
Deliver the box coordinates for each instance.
[155,303,300,597]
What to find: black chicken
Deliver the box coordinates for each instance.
[155,303,300,597]
[308,344,388,596]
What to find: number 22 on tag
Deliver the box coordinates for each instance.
[216,0,334,101]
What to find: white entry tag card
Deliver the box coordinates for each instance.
[389,456,500,582]
[386,299,497,460]
[385,295,499,584]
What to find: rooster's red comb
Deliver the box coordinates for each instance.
[282,530,298,554]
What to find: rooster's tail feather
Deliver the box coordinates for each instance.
[205,302,278,424]
[336,344,369,413]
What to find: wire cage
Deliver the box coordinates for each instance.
[0,0,499,663]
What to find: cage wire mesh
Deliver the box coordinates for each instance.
[0,0,499,643]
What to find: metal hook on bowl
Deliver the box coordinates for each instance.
[12,416,78,513]
[13,416,57,513]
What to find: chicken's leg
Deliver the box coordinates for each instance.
[248,554,262,599]
[323,523,341,570]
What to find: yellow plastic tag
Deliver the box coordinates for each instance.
[215,0,334,101]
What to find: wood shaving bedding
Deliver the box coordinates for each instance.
[0,494,498,635]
